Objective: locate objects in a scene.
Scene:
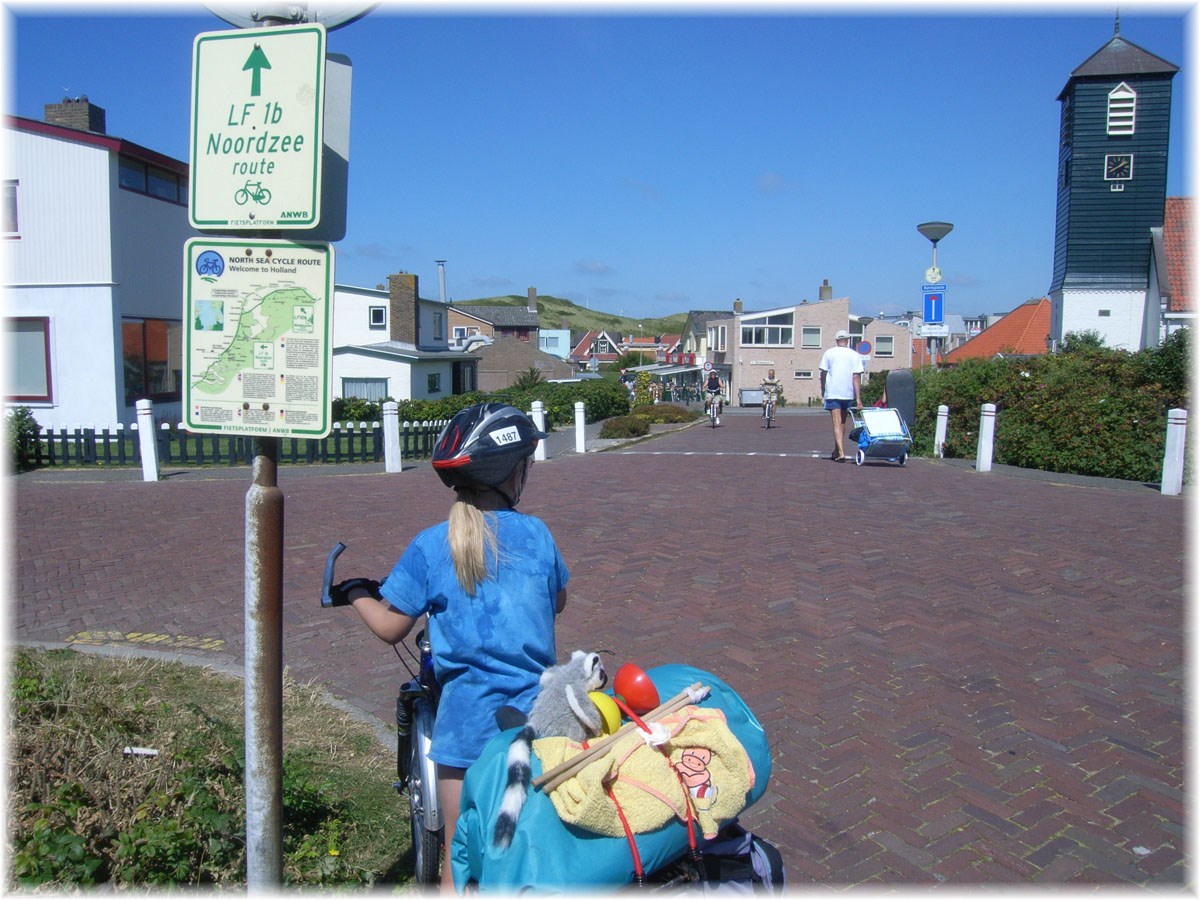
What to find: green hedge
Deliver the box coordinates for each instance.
[901,329,1190,482]
[336,379,632,431]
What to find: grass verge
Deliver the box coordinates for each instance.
[8,646,413,889]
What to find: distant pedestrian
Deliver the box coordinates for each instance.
[818,330,863,462]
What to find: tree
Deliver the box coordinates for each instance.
[513,367,545,391]
[1060,329,1106,352]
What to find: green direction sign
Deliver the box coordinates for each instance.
[183,238,333,438]
[189,23,326,230]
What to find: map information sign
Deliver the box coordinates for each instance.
[183,238,333,437]
[189,23,326,230]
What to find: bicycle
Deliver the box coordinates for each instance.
[234,180,272,206]
[763,396,776,429]
[706,392,721,428]
[321,542,444,885]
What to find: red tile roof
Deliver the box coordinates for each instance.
[1164,196,1193,313]
[944,298,1051,362]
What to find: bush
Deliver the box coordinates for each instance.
[598,416,651,439]
[7,406,41,472]
[909,334,1191,482]
[331,397,389,423]
[630,403,701,424]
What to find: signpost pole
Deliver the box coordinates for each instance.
[245,434,283,891]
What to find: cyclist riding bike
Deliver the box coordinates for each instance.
[703,371,724,424]
[760,369,783,421]
[327,402,568,889]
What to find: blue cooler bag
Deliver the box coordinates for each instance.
[450,664,771,892]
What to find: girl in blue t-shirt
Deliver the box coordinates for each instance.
[330,403,568,888]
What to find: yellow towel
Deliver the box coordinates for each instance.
[534,705,754,839]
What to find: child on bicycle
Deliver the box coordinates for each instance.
[329,402,568,888]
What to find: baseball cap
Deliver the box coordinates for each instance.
[835,329,851,340]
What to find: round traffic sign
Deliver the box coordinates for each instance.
[703,361,713,371]
[858,341,872,355]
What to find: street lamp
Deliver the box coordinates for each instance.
[917,222,953,368]
[916,221,953,283]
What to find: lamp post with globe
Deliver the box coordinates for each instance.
[917,221,953,365]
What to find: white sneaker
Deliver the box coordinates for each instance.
[715,417,720,426]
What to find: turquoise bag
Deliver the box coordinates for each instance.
[450,664,771,892]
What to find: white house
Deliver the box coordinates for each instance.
[331,272,478,402]
[4,98,197,431]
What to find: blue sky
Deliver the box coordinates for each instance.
[3,2,1192,321]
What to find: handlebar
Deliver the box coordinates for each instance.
[321,542,347,607]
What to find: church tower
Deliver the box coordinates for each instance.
[1048,19,1178,350]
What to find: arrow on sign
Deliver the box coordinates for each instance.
[242,44,272,97]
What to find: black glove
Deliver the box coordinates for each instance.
[324,577,382,608]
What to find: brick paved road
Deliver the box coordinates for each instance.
[12,409,1186,884]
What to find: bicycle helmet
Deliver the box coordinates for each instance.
[432,402,545,494]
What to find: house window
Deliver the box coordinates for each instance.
[369,306,386,329]
[1107,82,1136,135]
[121,317,182,405]
[540,335,560,351]
[593,338,613,354]
[118,155,185,205]
[708,325,726,352]
[432,312,443,339]
[1098,310,1111,317]
[427,372,442,393]
[801,326,822,349]
[793,370,813,380]
[7,317,52,402]
[3,181,18,237]
[341,378,388,402]
[740,312,794,347]
[875,335,895,358]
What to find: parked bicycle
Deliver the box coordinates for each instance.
[321,542,444,884]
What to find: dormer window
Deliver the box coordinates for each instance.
[1107,83,1136,135]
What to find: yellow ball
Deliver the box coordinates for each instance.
[589,691,622,735]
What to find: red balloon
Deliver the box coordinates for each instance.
[613,663,660,715]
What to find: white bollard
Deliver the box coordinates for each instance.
[976,403,996,473]
[531,401,547,462]
[574,401,587,454]
[135,399,160,481]
[383,402,403,474]
[1161,407,1187,496]
[935,404,949,458]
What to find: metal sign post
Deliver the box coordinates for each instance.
[186,6,358,887]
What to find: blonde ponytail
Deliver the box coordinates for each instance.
[448,491,499,594]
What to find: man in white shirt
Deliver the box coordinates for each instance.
[818,330,864,462]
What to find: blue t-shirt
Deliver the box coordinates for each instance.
[379,510,569,769]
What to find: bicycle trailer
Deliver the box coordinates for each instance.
[849,406,912,467]
[450,664,777,892]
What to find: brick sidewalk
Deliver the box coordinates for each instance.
[11,410,1186,884]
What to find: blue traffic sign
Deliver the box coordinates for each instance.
[923,292,945,325]
[922,283,947,292]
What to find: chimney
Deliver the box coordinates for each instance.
[436,260,447,303]
[733,298,743,314]
[819,279,832,302]
[388,272,420,344]
[527,287,538,313]
[44,96,106,133]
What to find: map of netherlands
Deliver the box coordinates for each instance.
[191,287,319,395]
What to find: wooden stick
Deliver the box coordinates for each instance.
[533,682,707,792]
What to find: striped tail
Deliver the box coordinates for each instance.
[492,725,535,850]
